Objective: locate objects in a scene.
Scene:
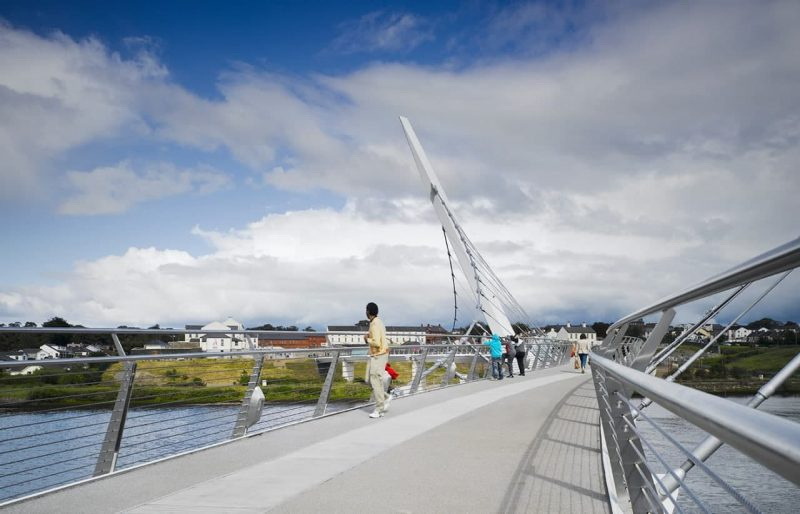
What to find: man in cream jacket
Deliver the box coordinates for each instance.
[364,302,390,418]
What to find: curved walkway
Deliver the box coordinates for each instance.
[6,366,608,514]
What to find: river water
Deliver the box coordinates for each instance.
[637,395,800,513]
[0,402,357,503]
[1,397,798,508]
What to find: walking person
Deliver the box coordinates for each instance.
[576,333,591,374]
[512,336,526,376]
[483,334,504,380]
[364,302,390,418]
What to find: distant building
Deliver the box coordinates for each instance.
[729,326,751,342]
[36,344,67,359]
[0,349,30,361]
[21,348,40,360]
[424,324,449,344]
[84,344,108,354]
[184,317,257,352]
[326,321,426,346]
[257,333,326,349]
[556,323,597,345]
[66,344,92,357]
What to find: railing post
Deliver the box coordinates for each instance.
[544,343,553,369]
[467,347,480,380]
[313,351,341,417]
[111,333,125,357]
[410,347,429,393]
[601,324,629,360]
[232,355,266,438]
[631,309,674,372]
[483,354,493,379]
[441,348,458,386]
[530,343,541,371]
[340,359,355,382]
[94,361,136,476]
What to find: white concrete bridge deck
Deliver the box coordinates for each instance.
[6,365,609,514]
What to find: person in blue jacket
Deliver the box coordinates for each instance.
[483,334,504,380]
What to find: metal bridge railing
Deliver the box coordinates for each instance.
[0,330,569,505]
[591,236,800,514]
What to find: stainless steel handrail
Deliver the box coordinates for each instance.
[0,337,570,505]
[592,235,800,513]
[593,353,800,487]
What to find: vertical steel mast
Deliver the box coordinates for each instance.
[400,116,514,336]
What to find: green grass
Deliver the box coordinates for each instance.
[0,355,496,409]
[661,345,800,395]
[726,346,799,373]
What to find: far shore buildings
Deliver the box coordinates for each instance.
[184,317,258,352]
[325,322,447,346]
[257,332,326,349]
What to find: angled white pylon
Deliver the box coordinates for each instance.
[400,116,514,337]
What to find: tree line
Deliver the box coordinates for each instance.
[0,318,317,353]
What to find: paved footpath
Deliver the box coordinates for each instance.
[6,365,609,514]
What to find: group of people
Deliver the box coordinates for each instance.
[483,333,526,380]
[361,300,590,420]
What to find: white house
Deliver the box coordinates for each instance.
[85,344,106,354]
[185,317,257,352]
[36,344,67,359]
[556,323,597,345]
[2,349,30,361]
[729,327,752,342]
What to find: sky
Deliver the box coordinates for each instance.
[0,0,799,330]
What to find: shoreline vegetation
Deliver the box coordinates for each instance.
[0,358,470,411]
[654,344,800,395]
[1,345,797,410]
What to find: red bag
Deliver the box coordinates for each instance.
[385,363,399,379]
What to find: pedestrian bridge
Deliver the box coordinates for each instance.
[3,365,605,514]
[2,237,800,513]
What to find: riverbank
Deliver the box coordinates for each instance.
[0,357,471,409]
[654,344,799,395]
[673,378,800,396]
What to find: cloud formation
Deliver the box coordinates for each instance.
[59,161,231,215]
[0,22,165,202]
[1,2,799,328]
[331,11,434,54]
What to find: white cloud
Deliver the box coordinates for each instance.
[1,2,800,327]
[59,161,231,215]
[2,197,797,328]
[0,22,164,202]
[331,11,434,54]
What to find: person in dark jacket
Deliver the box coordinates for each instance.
[503,337,516,378]
[511,336,526,376]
